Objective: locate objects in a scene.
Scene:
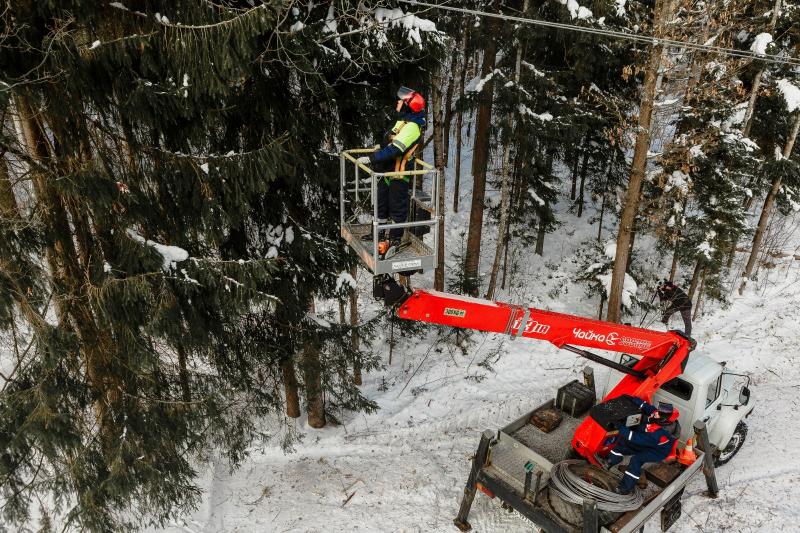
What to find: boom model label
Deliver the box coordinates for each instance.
[572,328,619,346]
[512,317,551,335]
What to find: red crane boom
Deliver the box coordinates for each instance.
[395,289,694,462]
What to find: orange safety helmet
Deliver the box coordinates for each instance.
[397,86,426,113]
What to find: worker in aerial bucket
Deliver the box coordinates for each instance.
[657,280,692,337]
[604,398,680,495]
[356,86,426,259]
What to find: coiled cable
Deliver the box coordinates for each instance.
[549,460,644,512]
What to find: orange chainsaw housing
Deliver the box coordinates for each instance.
[396,289,693,463]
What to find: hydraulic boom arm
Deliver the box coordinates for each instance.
[396,289,694,462]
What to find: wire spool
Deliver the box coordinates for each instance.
[547,460,644,527]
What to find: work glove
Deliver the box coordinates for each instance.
[356,156,371,165]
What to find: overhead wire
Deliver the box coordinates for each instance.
[398,0,800,68]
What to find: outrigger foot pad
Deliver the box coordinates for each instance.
[372,274,411,307]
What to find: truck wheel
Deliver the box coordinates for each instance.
[714,421,747,466]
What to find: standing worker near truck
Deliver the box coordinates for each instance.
[657,280,693,337]
[604,397,680,495]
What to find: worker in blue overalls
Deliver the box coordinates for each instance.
[606,397,680,494]
[357,86,426,258]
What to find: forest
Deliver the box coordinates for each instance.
[1,0,799,531]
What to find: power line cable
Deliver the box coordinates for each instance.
[399,0,800,67]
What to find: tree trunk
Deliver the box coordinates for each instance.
[598,293,606,321]
[176,342,191,404]
[349,266,361,386]
[687,259,703,301]
[486,2,527,300]
[684,3,711,103]
[463,0,500,296]
[693,268,706,320]
[669,198,687,280]
[281,357,301,418]
[303,339,326,428]
[443,29,464,168]
[0,152,20,218]
[453,36,468,214]
[607,0,670,323]
[576,147,590,218]
[597,153,615,242]
[432,62,447,291]
[535,214,547,256]
[742,0,782,137]
[16,96,120,449]
[569,147,581,201]
[740,111,800,293]
[535,151,554,256]
[626,227,637,273]
[304,300,326,428]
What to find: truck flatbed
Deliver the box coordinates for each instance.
[455,397,717,533]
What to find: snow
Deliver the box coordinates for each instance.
[335,271,357,293]
[89,40,101,50]
[665,170,690,195]
[374,7,439,46]
[722,102,748,132]
[127,230,188,271]
[750,32,773,55]
[528,188,545,206]
[614,0,626,17]
[776,79,800,112]
[555,0,592,20]
[688,144,705,160]
[519,104,553,122]
[596,272,638,308]
[289,21,305,32]
[470,70,497,93]
[603,240,617,260]
[199,162,209,174]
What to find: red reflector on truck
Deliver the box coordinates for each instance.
[477,482,495,498]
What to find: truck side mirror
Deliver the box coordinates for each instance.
[739,386,751,406]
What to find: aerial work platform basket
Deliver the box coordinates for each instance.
[340,148,440,275]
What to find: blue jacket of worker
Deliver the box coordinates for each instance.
[369,110,427,163]
[616,397,677,454]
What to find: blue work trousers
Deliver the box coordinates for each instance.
[377,178,409,240]
[607,440,670,493]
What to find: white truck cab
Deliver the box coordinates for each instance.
[601,351,754,465]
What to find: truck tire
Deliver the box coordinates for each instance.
[714,421,747,466]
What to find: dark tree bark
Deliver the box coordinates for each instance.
[687,259,703,301]
[607,0,670,323]
[453,41,468,214]
[463,0,501,296]
[740,111,800,293]
[303,339,326,428]
[432,63,447,291]
[281,357,301,418]
[576,147,590,218]
[349,265,361,386]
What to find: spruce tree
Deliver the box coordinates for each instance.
[0,1,441,529]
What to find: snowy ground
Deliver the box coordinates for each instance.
[156,254,800,533]
[151,130,800,533]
